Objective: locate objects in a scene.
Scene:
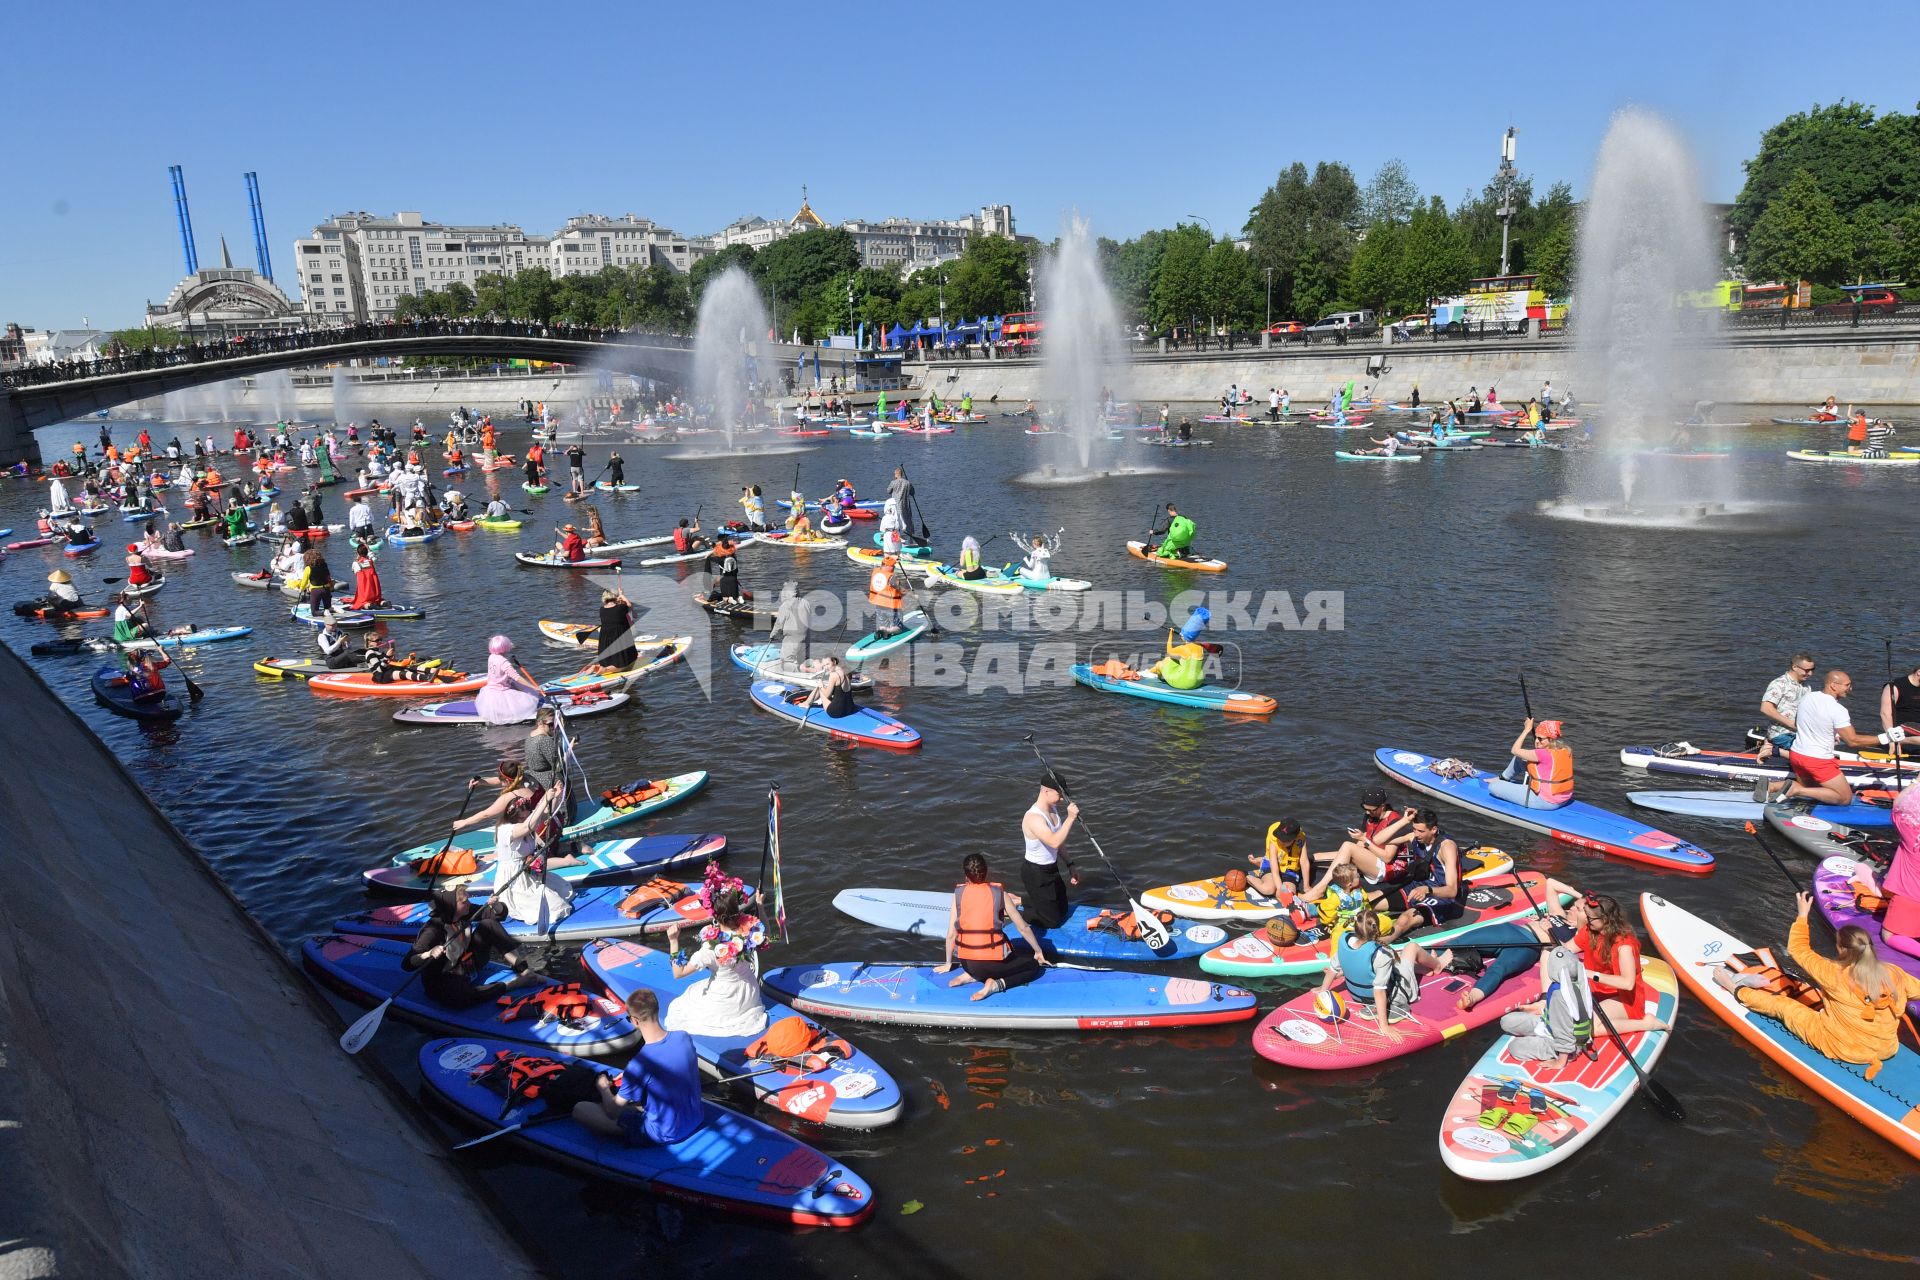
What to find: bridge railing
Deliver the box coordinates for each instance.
[0,318,693,390]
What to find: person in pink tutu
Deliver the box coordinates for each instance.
[473,634,542,725]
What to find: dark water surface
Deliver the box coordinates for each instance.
[6,410,1917,1277]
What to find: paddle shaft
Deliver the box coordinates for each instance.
[129,612,203,702]
[1021,735,1137,894]
[1887,639,1906,790]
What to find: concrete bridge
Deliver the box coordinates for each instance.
[0,325,710,462]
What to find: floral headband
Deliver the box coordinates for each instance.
[698,862,747,914]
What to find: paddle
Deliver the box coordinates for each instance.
[451,1109,573,1150]
[340,778,485,1053]
[1020,733,1169,950]
[1887,638,1907,792]
[1142,503,1162,557]
[125,610,204,704]
[1510,875,1684,1122]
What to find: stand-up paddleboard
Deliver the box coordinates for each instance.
[392,690,630,725]
[1071,662,1277,715]
[1335,451,1421,462]
[1641,893,1920,1162]
[830,888,1225,962]
[1787,449,1920,466]
[417,1038,874,1227]
[1810,855,1920,1013]
[308,667,482,696]
[560,770,710,838]
[1143,848,1514,922]
[111,624,251,651]
[303,934,639,1054]
[1764,806,1895,864]
[1198,872,1558,978]
[729,644,873,691]
[1437,958,1679,1180]
[921,562,1024,595]
[364,831,728,895]
[336,881,733,945]
[514,551,621,569]
[1125,540,1226,572]
[761,960,1256,1031]
[1628,789,1895,827]
[1255,966,1542,1070]
[845,610,927,662]
[540,639,689,692]
[1621,743,1916,787]
[749,679,921,748]
[1375,748,1715,874]
[583,940,903,1130]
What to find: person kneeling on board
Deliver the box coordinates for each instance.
[402,887,541,1009]
[936,853,1054,1002]
[1713,892,1920,1075]
[1485,717,1574,809]
[573,988,706,1145]
[1756,669,1904,808]
[660,869,769,1039]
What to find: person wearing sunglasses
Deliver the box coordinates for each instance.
[1760,652,1816,751]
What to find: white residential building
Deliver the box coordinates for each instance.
[543,214,697,278]
[696,199,1020,273]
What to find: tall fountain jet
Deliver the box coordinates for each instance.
[680,266,808,458]
[1038,213,1126,475]
[1548,109,1746,527]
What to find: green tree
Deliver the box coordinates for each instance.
[1150,223,1213,330]
[1745,168,1853,283]
[946,233,1031,318]
[1243,160,1361,320]
[689,244,756,303]
[1109,230,1167,324]
[1201,241,1259,330]
[1892,205,1920,285]
[1362,159,1420,226]
[751,229,860,339]
[108,324,182,354]
[1398,197,1472,311]
[1343,220,1404,312]
[896,267,944,329]
[443,281,476,316]
[1731,102,1920,249]
[1530,216,1577,296]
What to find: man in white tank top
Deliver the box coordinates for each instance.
[1020,772,1081,929]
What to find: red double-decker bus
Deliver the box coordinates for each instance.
[1001,312,1043,347]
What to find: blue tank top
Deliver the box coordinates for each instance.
[1404,831,1452,888]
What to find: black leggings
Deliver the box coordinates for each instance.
[961,952,1042,991]
[1020,860,1070,930]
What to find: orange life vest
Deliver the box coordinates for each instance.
[471,1049,570,1099]
[1527,747,1575,802]
[615,877,689,917]
[496,983,595,1023]
[953,881,1010,961]
[868,559,905,609]
[414,845,479,877]
[601,780,667,811]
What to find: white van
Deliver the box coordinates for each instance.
[1304,310,1377,334]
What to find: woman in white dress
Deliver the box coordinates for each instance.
[488,786,574,930]
[662,873,769,1039]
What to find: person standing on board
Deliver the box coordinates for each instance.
[1019,772,1081,929]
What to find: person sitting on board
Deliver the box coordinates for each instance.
[1577,893,1670,1034]
[1312,787,1409,888]
[62,515,97,548]
[402,886,539,1010]
[1146,607,1211,690]
[1485,717,1575,810]
[483,496,512,522]
[798,656,857,720]
[123,541,154,590]
[955,535,987,581]
[935,853,1054,1002]
[1497,933,1593,1067]
[552,523,586,563]
[1452,889,1581,1013]
[1315,906,1455,1042]
[110,592,152,648]
[867,550,907,638]
[315,613,362,670]
[661,868,769,1038]
[819,495,846,528]
[344,549,386,610]
[1812,395,1839,422]
[582,587,638,676]
[1884,658,1920,746]
[1756,669,1904,809]
[1019,772,1082,930]
[1017,531,1059,582]
[1146,503,1197,561]
[1379,809,1464,941]
[1712,891,1920,1074]
[1760,651,1816,750]
[35,569,84,619]
[573,987,706,1146]
[442,490,469,521]
[833,478,858,507]
[1244,818,1308,897]
[489,785,575,929]
[673,517,709,556]
[124,646,171,701]
[785,491,813,537]
[1356,435,1401,458]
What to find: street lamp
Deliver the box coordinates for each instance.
[1264,266,1274,332]
[848,278,856,345]
[1186,213,1212,236]
[938,272,947,332]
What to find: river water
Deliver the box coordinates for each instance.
[5,407,1916,1277]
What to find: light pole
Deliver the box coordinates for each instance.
[1264,266,1274,331]
[938,272,946,332]
[847,278,855,344]
[1497,126,1518,277]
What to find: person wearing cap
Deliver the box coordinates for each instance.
[1244,818,1307,897]
[1486,717,1574,809]
[552,522,586,563]
[36,569,83,618]
[1315,788,1409,886]
[1020,772,1082,929]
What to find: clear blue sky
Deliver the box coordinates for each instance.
[5,0,1916,327]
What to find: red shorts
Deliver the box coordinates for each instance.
[1787,751,1842,785]
[1885,892,1920,939]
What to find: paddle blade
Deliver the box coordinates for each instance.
[453,1120,526,1150]
[338,996,392,1054]
[1131,900,1171,951]
[1640,1077,1687,1123]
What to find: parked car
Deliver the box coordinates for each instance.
[1819,287,1900,314]
[1303,310,1377,335]
[1264,320,1304,336]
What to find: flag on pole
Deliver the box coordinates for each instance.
[759,786,788,942]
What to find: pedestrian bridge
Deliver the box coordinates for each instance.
[0,322,700,463]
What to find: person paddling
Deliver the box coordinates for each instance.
[1486,717,1575,810]
[402,887,540,1009]
[934,853,1054,1001]
[1146,503,1197,561]
[1019,772,1081,929]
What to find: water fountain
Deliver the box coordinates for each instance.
[1539,109,1770,530]
[674,266,810,459]
[330,367,360,427]
[1017,214,1163,486]
[253,368,295,424]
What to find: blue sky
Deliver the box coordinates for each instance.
[5,1,1916,326]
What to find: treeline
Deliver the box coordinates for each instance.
[1730,102,1920,288]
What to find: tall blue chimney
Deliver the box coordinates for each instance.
[168,165,199,275]
[244,171,274,282]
